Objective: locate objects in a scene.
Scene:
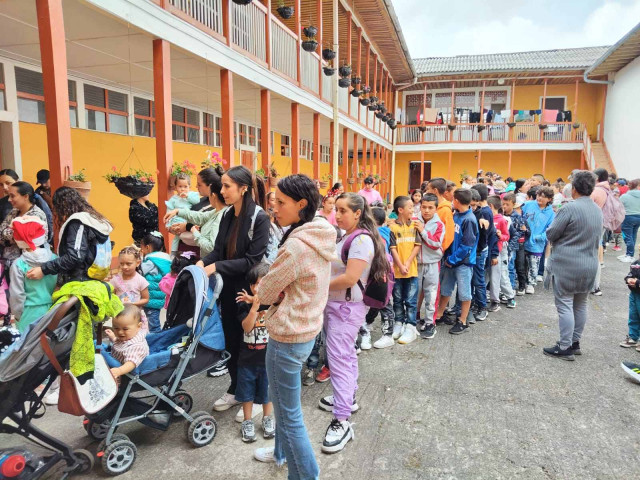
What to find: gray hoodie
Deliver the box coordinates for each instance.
[621,190,640,216]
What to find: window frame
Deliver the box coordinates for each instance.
[172,104,200,143]
[15,66,77,126]
[203,113,221,147]
[281,134,291,157]
[84,85,127,133]
[134,97,155,137]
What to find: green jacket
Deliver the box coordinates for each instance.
[178,207,228,258]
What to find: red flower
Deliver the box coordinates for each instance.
[111,166,117,172]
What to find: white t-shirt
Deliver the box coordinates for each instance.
[328,233,374,303]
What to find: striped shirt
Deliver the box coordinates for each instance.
[111,330,149,367]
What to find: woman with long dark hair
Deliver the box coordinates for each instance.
[0,169,53,239]
[252,174,336,475]
[318,192,389,453]
[197,166,270,415]
[0,182,48,263]
[164,166,228,258]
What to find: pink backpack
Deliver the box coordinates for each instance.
[597,185,625,231]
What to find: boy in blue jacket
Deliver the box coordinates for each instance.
[521,186,555,294]
[436,189,479,335]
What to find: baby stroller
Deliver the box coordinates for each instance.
[86,266,229,475]
[0,296,94,479]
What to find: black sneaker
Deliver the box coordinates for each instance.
[475,309,488,321]
[449,321,469,335]
[621,361,640,382]
[499,294,508,304]
[506,298,516,309]
[420,323,437,339]
[487,301,501,312]
[207,362,229,377]
[571,341,581,356]
[542,343,575,361]
[591,288,603,296]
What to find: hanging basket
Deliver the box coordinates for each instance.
[339,65,352,77]
[322,48,336,61]
[360,98,370,106]
[303,26,318,38]
[63,180,91,200]
[389,123,397,131]
[387,119,395,127]
[362,86,371,94]
[370,96,378,103]
[380,106,387,114]
[338,77,351,88]
[418,126,427,132]
[323,67,336,76]
[477,125,486,132]
[113,176,155,199]
[506,122,516,128]
[538,124,548,130]
[301,40,318,53]
[351,76,361,86]
[276,5,294,19]
[368,104,378,111]
[448,124,457,131]
[376,112,385,119]
[572,122,581,129]
[351,88,362,98]
[269,177,278,188]
[232,0,253,4]
[347,178,355,185]
[319,181,329,189]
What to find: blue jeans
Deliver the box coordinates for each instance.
[392,277,419,326]
[629,292,640,341]
[266,338,319,479]
[472,247,489,309]
[622,215,640,257]
[144,308,161,333]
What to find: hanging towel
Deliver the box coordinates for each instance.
[486,110,494,123]
[494,114,504,123]
[542,109,557,123]
[501,109,511,120]
[563,110,572,122]
[555,111,563,122]
[424,108,438,123]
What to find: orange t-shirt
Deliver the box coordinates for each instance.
[437,200,455,251]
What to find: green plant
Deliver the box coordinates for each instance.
[269,163,279,178]
[459,169,469,182]
[104,166,155,183]
[255,168,266,178]
[357,171,365,178]
[67,169,87,182]
[171,159,197,177]
[321,173,332,182]
[373,173,381,182]
[201,150,228,170]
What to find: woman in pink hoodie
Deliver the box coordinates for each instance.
[253,174,336,478]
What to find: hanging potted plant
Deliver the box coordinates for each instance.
[255,168,267,182]
[276,0,294,19]
[361,85,371,94]
[507,122,516,128]
[376,111,385,119]
[338,63,352,77]
[389,122,397,131]
[477,125,486,132]
[64,169,91,199]
[303,25,318,38]
[322,47,336,61]
[269,163,279,188]
[448,124,457,131]
[360,96,370,106]
[302,36,318,53]
[200,150,228,171]
[572,121,581,129]
[369,95,378,103]
[319,173,332,189]
[105,166,156,199]
[368,104,378,111]
[232,0,253,4]
[350,88,362,98]
[538,124,548,130]
[418,125,427,132]
[347,177,355,185]
[323,66,336,76]
[351,76,361,87]
[338,77,351,88]
[169,159,197,189]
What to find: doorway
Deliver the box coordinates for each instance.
[241,150,254,169]
[408,161,431,192]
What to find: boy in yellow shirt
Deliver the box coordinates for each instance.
[389,196,422,345]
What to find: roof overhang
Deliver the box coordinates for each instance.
[585,22,640,78]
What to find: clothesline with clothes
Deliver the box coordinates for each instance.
[413,108,574,125]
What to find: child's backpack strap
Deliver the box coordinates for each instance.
[248,205,264,241]
[340,228,370,265]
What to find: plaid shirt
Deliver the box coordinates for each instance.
[111,330,149,367]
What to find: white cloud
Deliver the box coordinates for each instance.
[395,0,640,58]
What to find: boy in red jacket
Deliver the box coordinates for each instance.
[487,196,516,311]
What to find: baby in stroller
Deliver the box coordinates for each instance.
[104,305,149,380]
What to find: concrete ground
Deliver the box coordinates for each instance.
[2,247,640,479]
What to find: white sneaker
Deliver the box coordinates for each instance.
[536,275,543,283]
[322,418,354,453]
[235,403,262,423]
[254,446,286,464]
[373,335,395,349]
[44,390,59,406]
[392,322,404,340]
[212,392,239,412]
[618,254,628,260]
[619,256,635,263]
[360,331,372,350]
[525,285,535,294]
[318,395,359,413]
[397,324,417,345]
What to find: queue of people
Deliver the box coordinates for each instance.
[0,162,637,480]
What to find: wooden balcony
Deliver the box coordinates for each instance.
[396,122,585,146]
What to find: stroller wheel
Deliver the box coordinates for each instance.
[97,434,130,455]
[72,448,95,474]
[101,439,137,476]
[171,391,193,418]
[84,418,113,440]
[186,411,217,447]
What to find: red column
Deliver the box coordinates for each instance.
[356,29,362,122]
[152,39,173,249]
[36,0,72,192]
[346,13,352,117]
[264,0,272,68]
[329,121,335,183]
[222,0,232,46]
[261,89,271,173]
[220,69,234,165]
[291,103,300,174]
[317,0,323,98]
[352,132,358,189]
[342,127,349,187]
[313,113,320,180]
[365,46,370,128]
[294,0,302,86]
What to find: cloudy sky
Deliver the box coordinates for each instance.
[392,0,640,58]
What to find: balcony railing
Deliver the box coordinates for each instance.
[232,1,267,62]
[169,0,223,35]
[271,18,297,81]
[301,50,320,94]
[397,122,584,145]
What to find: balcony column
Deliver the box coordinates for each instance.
[542,149,547,176]
[152,39,173,249]
[365,45,370,128]
[293,0,302,86]
[264,0,272,68]
[313,113,320,181]
[573,79,579,141]
[342,127,349,187]
[36,0,73,192]
[291,102,300,173]
[540,78,547,141]
[372,54,378,128]
[329,121,335,183]
[352,132,358,189]
[449,82,455,142]
[376,144,381,177]
[420,151,425,185]
[221,0,232,47]
[346,13,352,116]
[356,29,362,122]
[261,89,271,173]
[421,83,427,142]
[369,140,374,176]
[479,80,486,143]
[509,80,516,142]
[477,150,482,172]
[448,150,452,180]
[220,69,234,165]
[362,138,367,184]
[508,150,512,176]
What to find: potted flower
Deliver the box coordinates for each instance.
[338,64,351,77]
[347,177,355,185]
[373,174,381,183]
[376,111,385,119]
[350,88,362,98]
[538,124,548,130]
[370,95,378,103]
[276,0,294,19]
[448,124,457,131]
[169,159,197,189]
[232,0,252,4]
[322,47,336,61]
[323,66,335,76]
[269,163,279,187]
[303,26,318,38]
[200,150,228,170]
[418,125,427,132]
[319,173,332,189]
[255,167,267,181]
[572,122,581,129]
[338,77,351,88]
[357,171,365,180]
[350,76,361,87]
[477,125,486,132]
[361,85,371,94]
[507,122,516,128]
[64,169,91,199]
[368,104,377,111]
[301,26,318,52]
[105,166,156,199]
[360,97,370,106]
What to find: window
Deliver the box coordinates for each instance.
[299,139,313,160]
[541,97,566,111]
[134,97,155,137]
[15,67,77,126]
[281,134,290,156]
[321,145,330,164]
[172,105,200,143]
[84,84,127,133]
[239,123,247,145]
[257,127,261,153]
[203,113,220,147]
[0,64,5,111]
[271,131,274,155]
[234,122,238,149]
[238,123,257,147]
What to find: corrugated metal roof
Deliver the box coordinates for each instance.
[414,46,610,76]
[586,22,640,77]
